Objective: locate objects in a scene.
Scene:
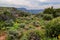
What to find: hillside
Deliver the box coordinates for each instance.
[0,7,60,40]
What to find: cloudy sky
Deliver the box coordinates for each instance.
[0,0,60,9]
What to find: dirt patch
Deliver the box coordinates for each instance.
[0,32,7,40]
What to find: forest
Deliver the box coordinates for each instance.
[0,7,60,40]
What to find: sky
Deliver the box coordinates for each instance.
[0,0,60,9]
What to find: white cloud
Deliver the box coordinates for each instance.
[0,0,60,9]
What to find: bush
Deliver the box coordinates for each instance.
[43,7,55,14]
[45,17,60,38]
[42,37,58,40]
[35,13,44,18]
[0,20,14,30]
[20,30,45,40]
[28,32,41,40]
[33,21,40,27]
[53,12,60,18]
[7,30,23,40]
[43,14,53,20]
[19,23,25,28]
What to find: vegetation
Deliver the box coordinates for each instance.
[45,17,60,38]
[0,7,60,40]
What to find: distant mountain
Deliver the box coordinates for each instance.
[17,8,44,14]
[17,8,27,11]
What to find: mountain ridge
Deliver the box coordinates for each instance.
[17,8,44,14]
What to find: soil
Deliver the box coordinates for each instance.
[0,32,7,40]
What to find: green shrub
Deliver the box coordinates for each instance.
[20,30,45,40]
[7,30,23,40]
[45,17,60,38]
[43,14,53,20]
[53,12,60,18]
[35,13,44,18]
[42,37,58,40]
[0,21,5,30]
[19,23,25,28]
[33,21,40,27]
[28,32,41,40]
